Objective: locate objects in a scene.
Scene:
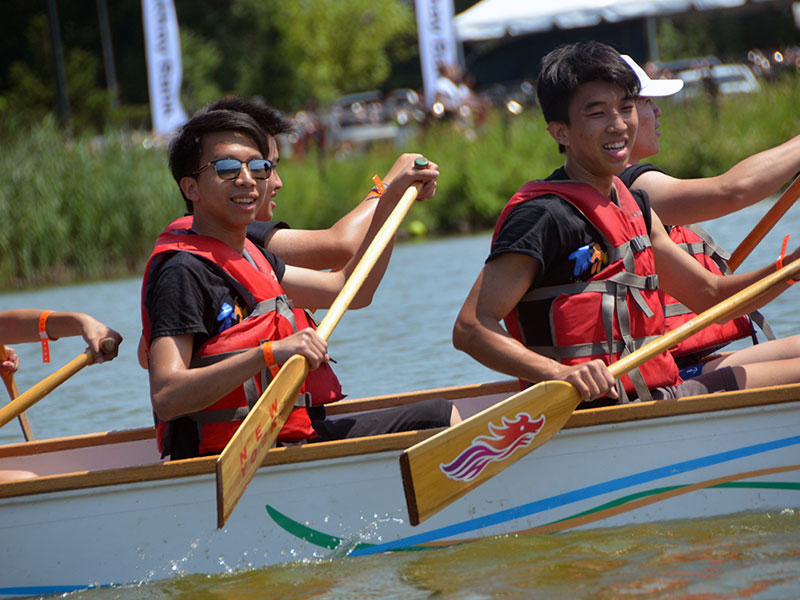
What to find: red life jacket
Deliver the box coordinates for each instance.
[493,177,681,401]
[662,224,771,363]
[141,218,344,457]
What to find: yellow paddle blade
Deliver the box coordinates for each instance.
[214,173,425,528]
[400,380,581,525]
[216,354,310,528]
[402,257,800,526]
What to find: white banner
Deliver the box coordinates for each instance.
[415,0,459,107]
[141,0,188,136]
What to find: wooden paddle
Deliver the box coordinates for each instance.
[727,173,800,272]
[0,338,118,429]
[400,256,800,526]
[0,345,34,441]
[216,159,429,529]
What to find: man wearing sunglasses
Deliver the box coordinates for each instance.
[142,108,456,460]
[135,99,421,361]
[206,96,420,272]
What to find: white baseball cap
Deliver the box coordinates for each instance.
[621,55,684,97]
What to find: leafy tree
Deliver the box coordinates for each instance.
[1,14,109,133]
[179,29,223,112]
[233,0,415,107]
[657,19,715,62]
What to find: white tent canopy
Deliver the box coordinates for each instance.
[454,0,775,42]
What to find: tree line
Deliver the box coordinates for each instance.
[1,1,797,137]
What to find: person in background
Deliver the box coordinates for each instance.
[619,55,799,368]
[620,55,800,227]
[453,41,800,408]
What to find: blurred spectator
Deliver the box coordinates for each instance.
[433,63,481,117]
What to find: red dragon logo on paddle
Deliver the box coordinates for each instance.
[440,412,545,482]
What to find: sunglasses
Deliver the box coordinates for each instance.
[193,158,274,181]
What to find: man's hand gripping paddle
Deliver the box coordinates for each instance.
[0,338,118,430]
[216,158,429,528]
[400,257,800,525]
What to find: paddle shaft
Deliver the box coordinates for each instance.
[401,257,800,525]
[0,338,116,429]
[0,345,34,441]
[609,256,800,378]
[727,174,800,272]
[216,173,426,528]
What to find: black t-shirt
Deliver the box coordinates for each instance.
[490,167,652,286]
[618,163,665,189]
[246,220,289,247]
[145,234,286,355]
[489,167,652,346]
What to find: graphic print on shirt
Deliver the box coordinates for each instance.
[568,242,607,278]
[215,301,248,333]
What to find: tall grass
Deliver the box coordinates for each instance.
[1,74,798,289]
[0,117,179,288]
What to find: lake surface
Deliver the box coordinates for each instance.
[2,196,800,598]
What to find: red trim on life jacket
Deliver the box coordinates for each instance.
[662,225,755,360]
[142,217,343,457]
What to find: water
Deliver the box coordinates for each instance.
[2,196,800,597]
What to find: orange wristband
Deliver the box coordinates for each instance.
[371,174,385,196]
[261,341,280,377]
[39,310,52,363]
[776,234,797,285]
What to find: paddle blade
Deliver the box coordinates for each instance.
[216,354,310,528]
[400,380,581,525]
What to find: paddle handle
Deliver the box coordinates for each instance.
[0,338,117,429]
[0,345,34,441]
[609,257,800,380]
[727,174,800,272]
[216,162,428,529]
[315,183,422,341]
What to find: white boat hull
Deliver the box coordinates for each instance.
[1,383,799,597]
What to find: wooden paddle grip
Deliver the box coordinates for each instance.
[0,349,96,429]
[94,337,119,362]
[728,174,800,272]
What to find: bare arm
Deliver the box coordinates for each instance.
[0,310,122,361]
[279,157,439,310]
[263,153,425,270]
[651,209,799,316]
[148,329,328,422]
[452,253,617,402]
[634,134,800,225]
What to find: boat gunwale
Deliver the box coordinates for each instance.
[1,381,799,500]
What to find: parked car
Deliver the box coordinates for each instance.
[326,91,397,150]
[675,63,761,99]
[384,88,426,126]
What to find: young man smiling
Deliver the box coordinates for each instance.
[452,41,800,406]
[142,108,456,460]
[208,96,422,271]
[135,97,421,366]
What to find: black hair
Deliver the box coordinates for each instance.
[537,41,640,127]
[205,96,293,137]
[168,109,269,213]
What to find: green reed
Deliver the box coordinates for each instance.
[1,73,797,289]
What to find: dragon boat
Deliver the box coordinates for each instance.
[1,380,799,598]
